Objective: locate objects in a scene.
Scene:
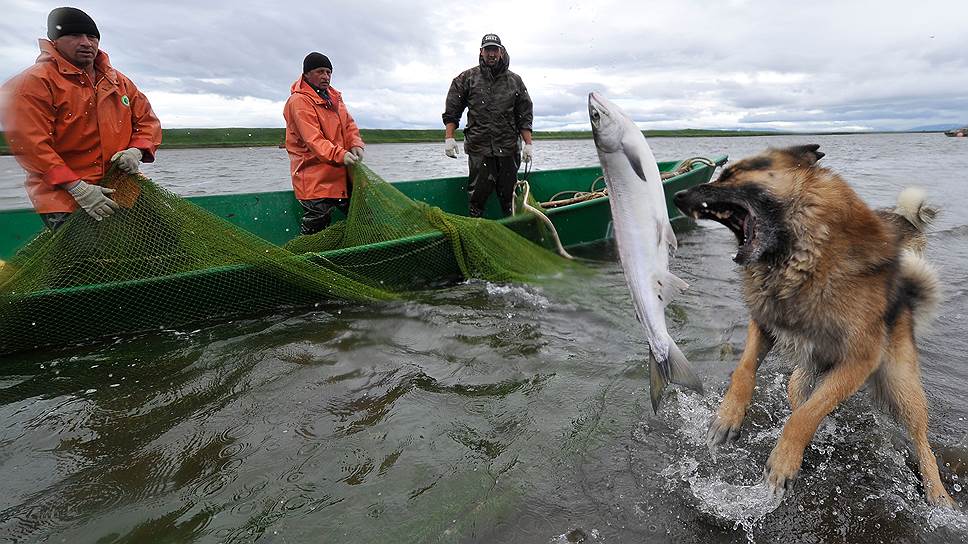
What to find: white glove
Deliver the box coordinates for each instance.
[521,143,533,164]
[351,146,364,162]
[110,147,143,174]
[343,150,358,166]
[444,137,459,158]
[67,180,119,221]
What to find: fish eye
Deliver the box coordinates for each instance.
[591,110,600,120]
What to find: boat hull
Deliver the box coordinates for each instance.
[0,157,726,354]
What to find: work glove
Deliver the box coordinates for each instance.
[351,146,364,162]
[444,137,459,158]
[343,150,358,166]
[521,143,534,164]
[110,147,143,174]
[67,180,120,221]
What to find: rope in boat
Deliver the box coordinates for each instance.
[514,159,574,260]
[539,156,717,209]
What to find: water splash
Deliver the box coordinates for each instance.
[662,456,782,533]
[483,281,552,309]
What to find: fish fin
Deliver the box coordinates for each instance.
[648,348,668,414]
[663,221,678,253]
[666,341,704,394]
[653,271,689,307]
[622,135,649,182]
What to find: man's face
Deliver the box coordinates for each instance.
[54,33,99,68]
[304,67,332,91]
[481,46,503,66]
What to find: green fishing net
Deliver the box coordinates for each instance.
[284,164,575,284]
[0,164,578,354]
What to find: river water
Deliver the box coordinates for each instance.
[1,133,967,543]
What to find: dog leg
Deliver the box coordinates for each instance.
[787,367,813,410]
[766,351,879,498]
[708,320,774,449]
[872,317,955,507]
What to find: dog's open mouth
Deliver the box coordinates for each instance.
[692,201,758,263]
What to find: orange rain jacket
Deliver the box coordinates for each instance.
[0,40,162,213]
[283,77,364,200]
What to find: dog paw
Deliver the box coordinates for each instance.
[706,404,745,450]
[765,441,803,499]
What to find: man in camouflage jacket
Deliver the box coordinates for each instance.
[442,34,534,218]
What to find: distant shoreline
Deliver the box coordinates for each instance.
[0,127,949,156]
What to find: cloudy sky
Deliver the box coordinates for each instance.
[2,0,966,132]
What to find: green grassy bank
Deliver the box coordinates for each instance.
[0,127,932,155]
[0,127,793,155]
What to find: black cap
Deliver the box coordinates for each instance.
[303,52,332,73]
[481,33,502,48]
[47,7,100,41]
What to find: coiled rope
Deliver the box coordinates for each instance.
[513,159,574,260]
[539,156,716,209]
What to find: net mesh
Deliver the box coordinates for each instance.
[284,165,574,283]
[0,164,579,354]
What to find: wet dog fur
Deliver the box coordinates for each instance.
[673,144,954,506]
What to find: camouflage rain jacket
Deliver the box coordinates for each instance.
[442,50,533,157]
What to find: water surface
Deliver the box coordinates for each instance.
[1,133,966,543]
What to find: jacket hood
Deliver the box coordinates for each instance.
[290,76,342,105]
[478,49,510,76]
[36,38,118,84]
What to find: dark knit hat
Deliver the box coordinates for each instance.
[47,7,100,40]
[303,52,332,73]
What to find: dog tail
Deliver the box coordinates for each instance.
[649,340,704,413]
[895,187,937,231]
[899,251,941,334]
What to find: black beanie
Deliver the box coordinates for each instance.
[47,7,100,40]
[303,52,333,73]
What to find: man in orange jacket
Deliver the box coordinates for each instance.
[283,52,364,235]
[0,7,162,230]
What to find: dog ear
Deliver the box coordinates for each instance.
[782,144,825,166]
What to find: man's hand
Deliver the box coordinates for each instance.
[67,180,119,221]
[343,150,358,166]
[444,138,459,158]
[521,143,534,164]
[351,146,364,162]
[110,147,143,174]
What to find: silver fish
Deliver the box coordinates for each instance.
[588,91,703,412]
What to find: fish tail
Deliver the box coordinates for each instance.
[648,341,704,414]
[667,340,704,394]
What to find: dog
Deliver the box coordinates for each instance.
[672,144,954,507]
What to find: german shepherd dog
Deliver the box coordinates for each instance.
[673,145,954,506]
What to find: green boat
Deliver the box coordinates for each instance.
[0,155,726,354]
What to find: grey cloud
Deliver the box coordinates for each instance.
[3,1,967,131]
